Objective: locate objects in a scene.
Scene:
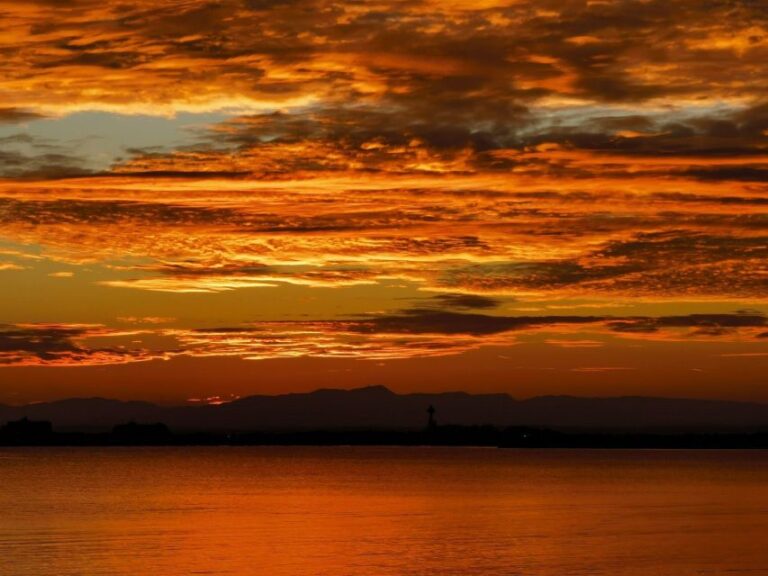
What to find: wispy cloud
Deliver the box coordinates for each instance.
[3,309,764,367]
[0,323,165,366]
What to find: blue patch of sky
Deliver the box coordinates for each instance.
[0,111,235,172]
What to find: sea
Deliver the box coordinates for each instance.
[1,447,767,575]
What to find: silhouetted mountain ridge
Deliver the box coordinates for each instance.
[1,386,766,432]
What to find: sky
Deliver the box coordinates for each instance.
[0,0,767,404]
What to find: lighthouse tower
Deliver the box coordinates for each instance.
[426,404,437,430]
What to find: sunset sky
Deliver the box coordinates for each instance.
[1,0,767,404]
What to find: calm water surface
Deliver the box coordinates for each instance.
[0,447,767,575]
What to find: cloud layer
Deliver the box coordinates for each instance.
[0,0,767,390]
[2,0,768,112]
[1,310,765,366]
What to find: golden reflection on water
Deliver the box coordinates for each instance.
[1,447,767,575]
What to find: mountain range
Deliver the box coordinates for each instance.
[2,386,768,433]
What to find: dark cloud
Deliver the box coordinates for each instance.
[243,0,301,10]
[0,132,92,180]
[40,51,148,70]
[5,0,768,112]
[348,310,603,336]
[193,309,767,339]
[6,0,766,182]
[651,193,768,206]
[609,313,767,334]
[369,310,765,337]
[105,170,251,179]
[0,324,85,361]
[0,324,156,365]
[0,149,92,179]
[190,104,528,172]
[108,96,768,184]
[0,198,242,226]
[683,167,768,182]
[3,309,764,367]
[505,102,768,172]
[435,231,768,298]
[0,108,46,124]
[430,293,502,310]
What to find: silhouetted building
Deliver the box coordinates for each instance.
[0,417,53,439]
[426,405,437,429]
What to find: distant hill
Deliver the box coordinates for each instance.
[1,386,767,433]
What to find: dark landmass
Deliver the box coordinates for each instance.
[1,418,767,448]
[2,387,768,448]
[1,386,767,434]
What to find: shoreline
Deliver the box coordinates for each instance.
[3,428,768,449]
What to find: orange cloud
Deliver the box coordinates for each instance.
[1,0,767,116]
[3,310,766,368]
[0,323,166,366]
[1,0,767,387]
